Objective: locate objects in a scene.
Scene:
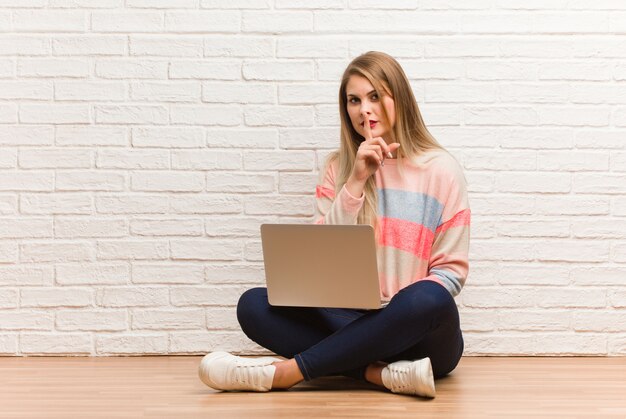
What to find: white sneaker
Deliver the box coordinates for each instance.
[381,357,436,398]
[198,351,281,392]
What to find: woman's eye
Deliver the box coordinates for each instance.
[349,98,359,104]
[371,94,378,100]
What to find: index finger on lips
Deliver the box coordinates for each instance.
[364,114,373,141]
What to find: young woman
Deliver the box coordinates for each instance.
[198,51,470,398]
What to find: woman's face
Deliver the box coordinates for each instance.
[345,74,396,142]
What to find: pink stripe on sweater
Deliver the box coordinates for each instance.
[436,208,471,234]
[315,185,335,199]
[379,217,434,259]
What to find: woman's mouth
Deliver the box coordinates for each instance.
[361,120,378,128]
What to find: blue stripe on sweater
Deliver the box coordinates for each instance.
[377,188,444,233]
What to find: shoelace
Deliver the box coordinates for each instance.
[387,365,411,392]
[231,362,266,388]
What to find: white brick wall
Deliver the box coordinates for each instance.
[0,2,624,357]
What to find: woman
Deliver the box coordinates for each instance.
[198,51,470,398]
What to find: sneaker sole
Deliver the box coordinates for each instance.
[414,357,436,398]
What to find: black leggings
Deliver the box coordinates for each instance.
[237,280,464,381]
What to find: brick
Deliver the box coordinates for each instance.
[0,125,53,146]
[18,58,89,77]
[21,333,92,355]
[56,309,127,331]
[55,217,128,238]
[0,35,49,55]
[171,150,241,170]
[244,195,314,216]
[498,219,570,238]
[132,264,204,284]
[56,126,128,147]
[21,242,94,263]
[0,149,16,168]
[96,59,167,79]
[426,82,496,103]
[0,311,53,330]
[96,194,169,214]
[0,289,17,309]
[170,194,242,214]
[0,266,52,286]
[465,106,537,126]
[496,172,570,193]
[572,218,626,238]
[204,36,273,58]
[242,11,312,33]
[0,218,52,239]
[53,35,126,55]
[91,11,163,32]
[97,240,169,260]
[243,150,314,171]
[0,335,17,355]
[96,287,168,307]
[132,126,204,148]
[470,240,535,261]
[165,11,239,33]
[573,310,626,332]
[244,105,314,127]
[131,309,204,330]
[130,81,200,102]
[21,288,93,308]
[204,264,264,284]
[170,104,242,126]
[170,285,248,306]
[130,218,204,236]
[205,216,274,237]
[279,172,318,194]
[20,104,90,124]
[55,81,125,101]
[130,36,203,57]
[170,239,242,261]
[574,174,626,194]
[56,171,125,192]
[461,286,536,308]
[13,10,85,32]
[279,127,338,149]
[277,38,347,58]
[463,150,536,171]
[279,83,337,105]
[97,149,169,169]
[207,129,278,149]
[0,194,16,215]
[96,333,168,355]
[131,171,204,192]
[535,240,609,263]
[498,264,570,286]
[243,60,314,81]
[571,267,626,286]
[541,105,610,126]
[206,172,274,193]
[170,61,240,80]
[95,105,168,124]
[206,307,240,330]
[56,263,129,285]
[202,82,275,104]
[201,0,270,7]
[0,81,52,100]
[19,148,92,169]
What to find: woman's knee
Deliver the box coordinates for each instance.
[236,287,268,331]
[396,280,459,322]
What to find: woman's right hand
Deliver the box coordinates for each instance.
[346,114,400,197]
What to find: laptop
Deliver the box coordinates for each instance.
[260,224,390,310]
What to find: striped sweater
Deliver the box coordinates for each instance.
[314,149,470,298]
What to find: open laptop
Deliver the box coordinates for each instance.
[260,224,390,310]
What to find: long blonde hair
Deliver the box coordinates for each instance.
[326,51,445,229]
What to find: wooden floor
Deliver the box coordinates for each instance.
[0,356,624,418]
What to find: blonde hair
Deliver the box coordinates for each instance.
[326,51,445,230]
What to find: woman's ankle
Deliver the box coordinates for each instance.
[365,362,386,387]
[271,359,304,389]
